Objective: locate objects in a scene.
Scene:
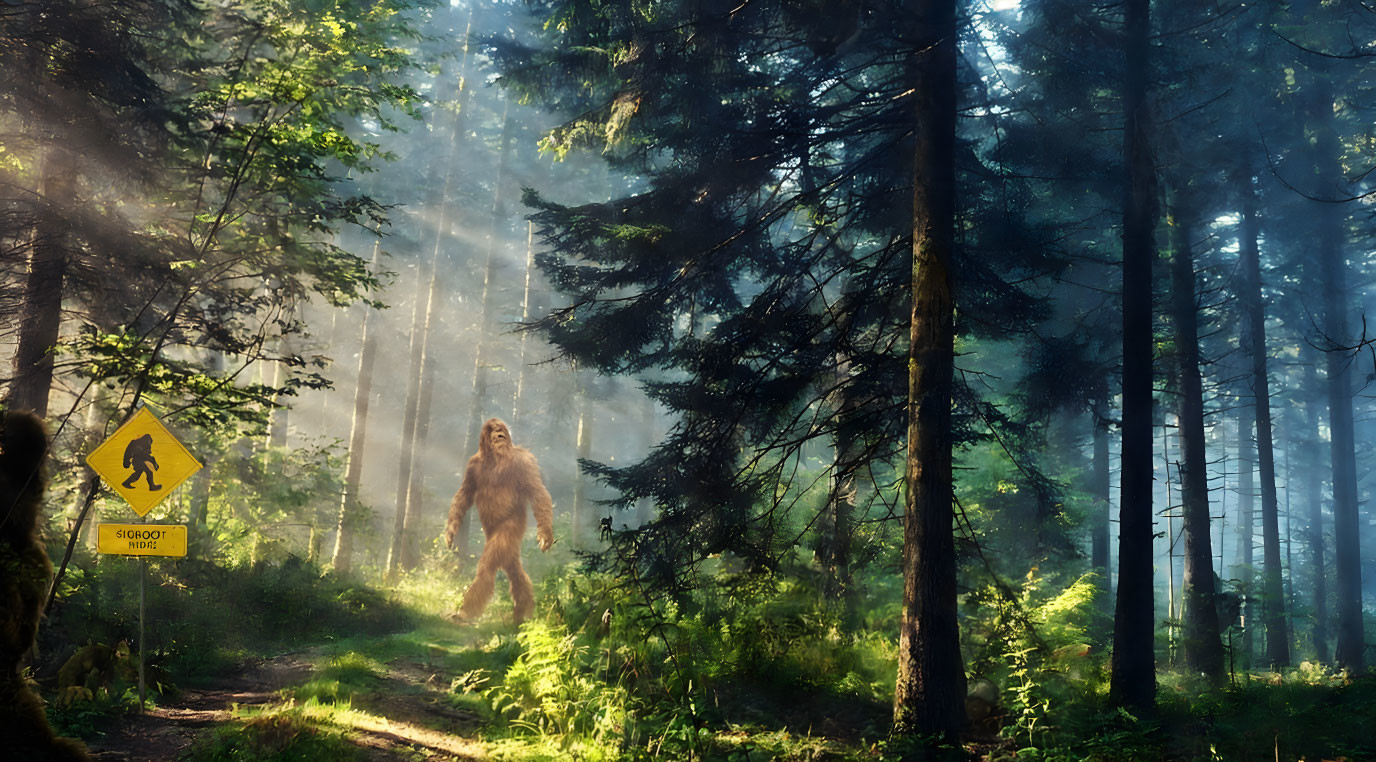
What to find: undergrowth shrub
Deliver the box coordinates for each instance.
[183,709,366,762]
[40,553,411,691]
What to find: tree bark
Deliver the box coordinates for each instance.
[892,0,966,741]
[572,393,592,547]
[824,358,859,606]
[265,353,289,449]
[400,313,438,571]
[1235,400,1255,665]
[331,243,382,574]
[1091,404,1111,577]
[9,146,76,419]
[1310,76,1364,671]
[1167,203,1224,681]
[512,221,536,431]
[1302,347,1328,663]
[386,263,431,579]
[1238,173,1289,668]
[1110,0,1158,714]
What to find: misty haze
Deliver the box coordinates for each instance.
[2,1,1375,760]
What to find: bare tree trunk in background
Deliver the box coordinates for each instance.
[1310,76,1364,672]
[188,462,214,551]
[512,221,535,431]
[571,392,592,547]
[9,146,75,419]
[1091,401,1111,580]
[1167,203,1224,682]
[1238,173,1289,669]
[635,394,657,527]
[400,277,441,571]
[387,263,432,579]
[823,368,858,608]
[458,102,516,563]
[892,0,966,741]
[307,315,336,562]
[1235,402,1255,665]
[78,387,105,550]
[262,357,288,449]
[1111,0,1158,715]
[1302,348,1328,663]
[392,6,478,577]
[331,242,382,574]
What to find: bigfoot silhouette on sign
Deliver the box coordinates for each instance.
[121,433,160,490]
[445,418,553,624]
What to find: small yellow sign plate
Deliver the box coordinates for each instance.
[86,407,202,517]
[96,523,188,557]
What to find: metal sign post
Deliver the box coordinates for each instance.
[139,552,146,712]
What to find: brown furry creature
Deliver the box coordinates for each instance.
[445,418,553,624]
[0,410,90,760]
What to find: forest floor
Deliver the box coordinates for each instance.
[84,622,491,761]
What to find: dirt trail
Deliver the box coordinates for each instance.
[85,649,485,761]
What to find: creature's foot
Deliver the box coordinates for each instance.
[149,483,162,490]
[447,611,477,625]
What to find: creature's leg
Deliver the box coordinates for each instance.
[143,466,161,490]
[506,555,535,624]
[459,534,505,619]
[122,470,138,488]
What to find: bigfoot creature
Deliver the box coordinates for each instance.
[121,432,160,490]
[0,411,91,760]
[445,418,553,624]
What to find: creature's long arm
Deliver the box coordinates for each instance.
[445,460,478,549]
[527,458,554,552]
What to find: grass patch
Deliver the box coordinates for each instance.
[183,709,366,762]
[291,651,381,705]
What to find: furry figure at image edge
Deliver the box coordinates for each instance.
[0,411,91,760]
[445,418,554,624]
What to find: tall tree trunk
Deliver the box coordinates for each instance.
[400,315,439,571]
[264,349,289,449]
[458,103,516,562]
[1238,173,1289,668]
[1111,0,1158,714]
[572,392,592,547]
[391,7,477,576]
[386,263,432,579]
[823,358,859,607]
[9,146,75,418]
[331,243,382,574]
[1302,348,1328,663]
[398,179,454,572]
[512,220,535,431]
[1310,77,1364,671]
[1091,402,1111,578]
[1167,202,1224,681]
[635,394,657,528]
[1235,403,1255,664]
[892,0,965,740]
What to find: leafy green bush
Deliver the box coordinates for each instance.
[40,554,412,691]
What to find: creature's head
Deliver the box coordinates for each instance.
[479,418,513,459]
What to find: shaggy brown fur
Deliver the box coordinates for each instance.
[0,410,90,760]
[445,418,553,624]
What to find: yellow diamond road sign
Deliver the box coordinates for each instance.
[87,407,202,517]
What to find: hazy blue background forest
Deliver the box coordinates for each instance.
[4,0,1376,759]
